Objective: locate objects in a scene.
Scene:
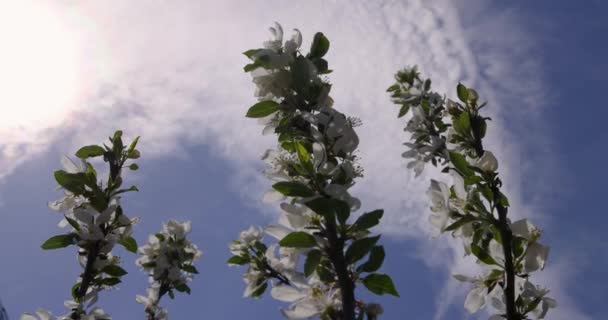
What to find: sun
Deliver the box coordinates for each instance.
[0,1,79,129]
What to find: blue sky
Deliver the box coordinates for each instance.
[0,0,606,319]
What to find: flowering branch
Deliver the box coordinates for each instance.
[229,23,397,320]
[388,67,556,319]
[21,130,141,320]
[135,220,202,320]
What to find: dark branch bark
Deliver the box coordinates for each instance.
[495,198,518,320]
[76,243,99,299]
[325,219,355,320]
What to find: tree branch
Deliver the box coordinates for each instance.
[325,219,355,320]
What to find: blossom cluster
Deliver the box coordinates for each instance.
[136,220,202,320]
[229,23,396,319]
[389,68,555,319]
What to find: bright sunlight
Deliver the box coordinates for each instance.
[0,1,78,129]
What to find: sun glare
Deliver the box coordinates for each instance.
[0,1,79,129]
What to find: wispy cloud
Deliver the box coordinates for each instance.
[0,0,588,318]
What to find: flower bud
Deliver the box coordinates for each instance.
[474,151,498,172]
[365,303,384,319]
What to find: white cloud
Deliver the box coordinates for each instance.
[0,0,588,318]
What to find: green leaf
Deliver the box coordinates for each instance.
[227,255,249,266]
[295,141,311,163]
[71,282,80,299]
[175,283,191,294]
[453,112,471,135]
[316,263,334,283]
[251,281,267,298]
[281,141,295,152]
[279,231,317,248]
[457,83,469,102]
[100,277,121,286]
[464,175,482,186]
[449,152,474,177]
[272,181,315,198]
[128,149,141,159]
[309,32,330,58]
[181,264,199,274]
[75,145,105,159]
[295,141,314,173]
[386,84,399,92]
[291,58,312,94]
[304,250,322,277]
[398,104,410,118]
[41,234,75,250]
[480,184,494,204]
[471,115,487,139]
[352,210,384,231]
[345,235,381,264]
[471,243,498,266]
[243,49,261,58]
[444,214,477,232]
[113,185,139,196]
[85,162,97,178]
[362,273,399,297]
[489,224,503,245]
[54,170,87,194]
[499,192,510,207]
[246,101,279,118]
[303,198,350,224]
[243,61,263,72]
[128,163,139,171]
[64,215,80,231]
[305,197,335,220]
[357,246,385,273]
[118,236,138,253]
[113,130,123,140]
[424,79,432,91]
[127,136,140,154]
[512,236,526,259]
[314,59,331,74]
[333,199,351,225]
[101,265,128,277]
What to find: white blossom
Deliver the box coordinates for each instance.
[314,107,359,155]
[20,309,53,320]
[426,180,450,231]
[453,273,497,314]
[324,184,361,211]
[135,284,168,320]
[521,281,557,319]
[136,220,200,320]
[136,220,202,284]
[242,269,265,298]
[79,307,111,320]
[249,23,303,101]
[266,203,315,240]
[251,68,291,101]
[265,245,307,286]
[239,225,264,245]
[272,278,341,319]
[510,219,550,272]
